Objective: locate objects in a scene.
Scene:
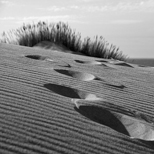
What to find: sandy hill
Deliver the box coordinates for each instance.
[0,42,154,154]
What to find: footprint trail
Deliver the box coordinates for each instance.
[74,100,154,141]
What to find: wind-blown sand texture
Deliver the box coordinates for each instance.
[0,42,154,154]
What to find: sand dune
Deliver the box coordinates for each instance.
[33,41,84,56]
[0,42,154,154]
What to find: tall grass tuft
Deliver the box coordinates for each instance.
[0,21,127,61]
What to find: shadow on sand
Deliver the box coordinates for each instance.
[74,104,154,149]
[74,105,130,136]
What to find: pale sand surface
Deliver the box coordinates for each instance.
[33,41,84,56]
[0,42,154,154]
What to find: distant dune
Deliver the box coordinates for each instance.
[0,43,154,154]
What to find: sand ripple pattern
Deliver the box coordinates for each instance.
[44,83,102,101]
[74,100,154,141]
[25,54,71,67]
[0,43,154,154]
[54,69,125,89]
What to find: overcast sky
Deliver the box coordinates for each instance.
[0,0,154,58]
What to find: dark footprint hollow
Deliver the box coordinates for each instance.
[54,69,100,81]
[26,55,71,67]
[96,60,133,68]
[74,102,154,141]
[113,62,134,68]
[75,60,102,65]
[96,60,109,63]
[105,83,126,89]
[75,60,114,68]
[44,83,101,100]
[44,83,80,98]
[75,105,130,136]
[53,62,71,68]
[25,55,47,60]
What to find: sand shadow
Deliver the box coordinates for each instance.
[54,69,101,81]
[54,69,126,89]
[140,140,154,149]
[44,83,80,98]
[105,83,126,89]
[25,55,71,68]
[113,62,134,68]
[96,59,109,63]
[74,101,154,142]
[96,60,134,68]
[25,55,47,60]
[76,103,154,149]
[75,60,116,70]
[54,62,71,68]
[54,69,125,89]
[44,83,101,101]
[75,105,130,136]
[75,60,107,66]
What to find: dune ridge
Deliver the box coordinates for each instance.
[0,43,154,154]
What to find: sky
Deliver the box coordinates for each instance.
[0,0,154,58]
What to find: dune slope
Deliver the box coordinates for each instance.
[0,43,154,154]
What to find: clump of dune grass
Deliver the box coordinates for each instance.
[0,21,127,61]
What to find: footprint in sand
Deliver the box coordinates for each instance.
[25,54,71,67]
[74,100,154,141]
[74,60,120,69]
[54,69,125,89]
[44,83,103,102]
[96,59,109,63]
[54,69,101,81]
[105,81,126,89]
[75,60,108,67]
[97,59,134,68]
[75,60,102,65]
[113,62,134,68]
[25,55,47,60]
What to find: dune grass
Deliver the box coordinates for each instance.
[0,21,127,61]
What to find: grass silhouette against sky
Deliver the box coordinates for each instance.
[0,21,127,60]
[0,0,154,58]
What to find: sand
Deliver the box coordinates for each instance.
[33,41,84,56]
[0,42,154,154]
